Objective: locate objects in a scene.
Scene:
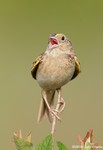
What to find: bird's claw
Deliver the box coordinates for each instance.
[50,109,61,121]
[58,98,66,113]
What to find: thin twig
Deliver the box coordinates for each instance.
[51,89,62,134]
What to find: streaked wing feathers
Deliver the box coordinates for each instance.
[31,54,42,79]
[71,56,81,80]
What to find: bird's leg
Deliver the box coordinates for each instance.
[42,90,61,121]
[57,89,66,113]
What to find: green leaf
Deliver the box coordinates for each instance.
[36,134,53,150]
[13,135,34,150]
[57,141,68,150]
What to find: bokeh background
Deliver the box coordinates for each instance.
[0,0,103,149]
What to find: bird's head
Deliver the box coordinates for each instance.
[48,33,73,53]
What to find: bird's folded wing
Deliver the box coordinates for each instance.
[71,56,81,80]
[31,54,42,79]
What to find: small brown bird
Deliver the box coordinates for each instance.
[31,33,81,124]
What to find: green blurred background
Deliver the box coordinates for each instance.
[0,0,103,149]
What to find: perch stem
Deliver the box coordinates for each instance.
[51,89,62,134]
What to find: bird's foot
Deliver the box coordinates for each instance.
[50,109,61,121]
[58,97,66,113]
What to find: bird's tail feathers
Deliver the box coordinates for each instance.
[37,90,55,123]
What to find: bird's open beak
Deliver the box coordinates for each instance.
[49,37,58,45]
[49,34,58,45]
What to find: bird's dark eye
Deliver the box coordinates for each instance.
[61,36,65,40]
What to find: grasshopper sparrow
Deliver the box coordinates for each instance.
[31,33,81,123]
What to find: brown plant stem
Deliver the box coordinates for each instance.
[51,89,65,134]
